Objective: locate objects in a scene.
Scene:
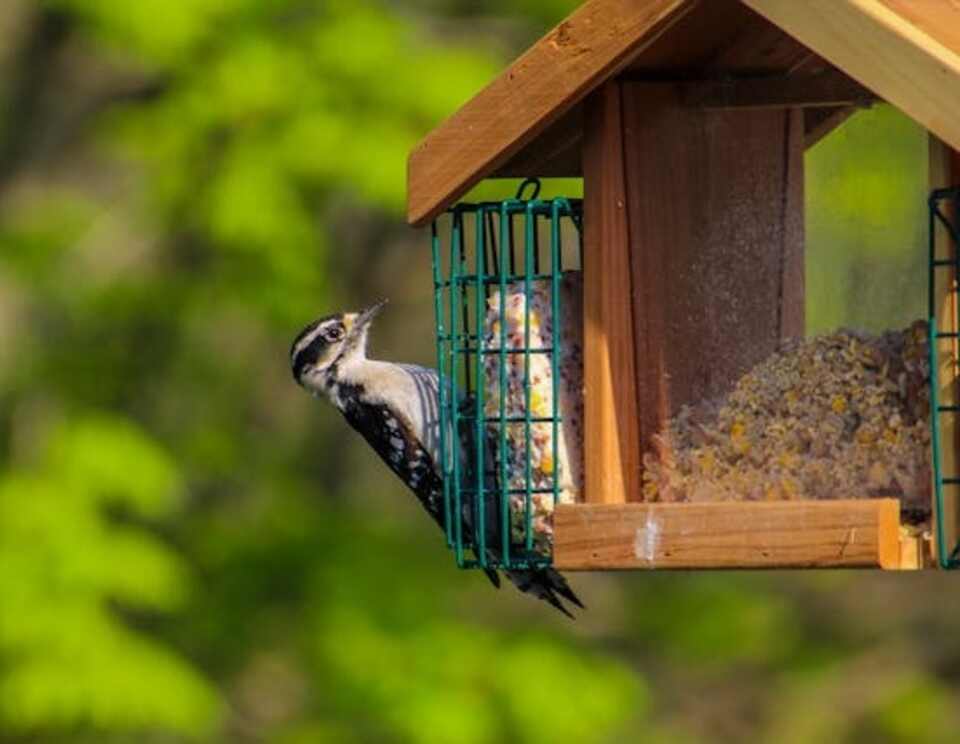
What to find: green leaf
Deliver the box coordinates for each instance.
[0,416,220,736]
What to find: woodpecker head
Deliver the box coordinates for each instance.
[290,299,386,394]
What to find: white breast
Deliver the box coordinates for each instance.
[341,359,443,468]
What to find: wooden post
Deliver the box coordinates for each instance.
[930,136,960,565]
[620,82,805,458]
[581,83,642,505]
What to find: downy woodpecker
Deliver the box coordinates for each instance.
[290,300,583,617]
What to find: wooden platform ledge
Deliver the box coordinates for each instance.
[553,500,904,570]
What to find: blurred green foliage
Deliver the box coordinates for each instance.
[0,416,219,735]
[806,106,928,334]
[1,1,960,743]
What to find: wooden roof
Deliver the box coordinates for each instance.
[407,0,960,226]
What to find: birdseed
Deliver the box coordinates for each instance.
[642,321,932,525]
[483,274,583,550]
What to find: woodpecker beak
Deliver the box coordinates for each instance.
[355,298,388,330]
[339,299,387,358]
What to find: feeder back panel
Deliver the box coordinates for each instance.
[580,81,805,505]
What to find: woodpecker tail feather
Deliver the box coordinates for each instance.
[505,568,584,619]
[483,567,501,589]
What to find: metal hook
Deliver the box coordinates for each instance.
[515,177,541,201]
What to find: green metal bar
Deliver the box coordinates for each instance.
[948,190,960,568]
[532,202,541,275]
[437,333,482,341]
[460,415,557,424]
[498,202,511,566]
[460,487,558,495]
[934,206,960,253]
[950,189,960,569]
[454,346,554,355]
[433,193,582,571]
[523,203,535,552]
[431,221,454,549]
[550,201,562,545]
[928,188,960,569]
[485,209,499,286]
[474,206,488,567]
[449,212,465,566]
[451,199,582,217]
[435,273,559,288]
[928,320,949,568]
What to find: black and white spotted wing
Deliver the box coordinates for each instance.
[337,373,502,589]
[396,365,504,548]
[339,389,445,525]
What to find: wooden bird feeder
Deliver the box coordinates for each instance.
[408,0,960,571]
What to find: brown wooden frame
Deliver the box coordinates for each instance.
[742,0,960,151]
[554,500,903,570]
[407,0,695,226]
[681,71,876,110]
[408,0,960,226]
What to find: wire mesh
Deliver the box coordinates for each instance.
[432,180,582,570]
[928,186,960,569]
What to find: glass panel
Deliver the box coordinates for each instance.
[806,105,928,334]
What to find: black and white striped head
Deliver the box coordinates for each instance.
[290,300,386,392]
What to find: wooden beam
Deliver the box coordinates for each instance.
[406,0,698,226]
[682,72,876,110]
[706,5,816,73]
[553,500,902,569]
[741,0,960,153]
[879,0,960,59]
[581,83,642,505]
[804,106,858,149]
[930,136,960,567]
[491,107,583,178]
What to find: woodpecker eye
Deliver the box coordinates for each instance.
[324,325,344,342]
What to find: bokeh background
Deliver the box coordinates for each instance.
[1,1,959,742]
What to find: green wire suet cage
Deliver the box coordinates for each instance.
[929,186,960,570]
[432,179,582,572]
